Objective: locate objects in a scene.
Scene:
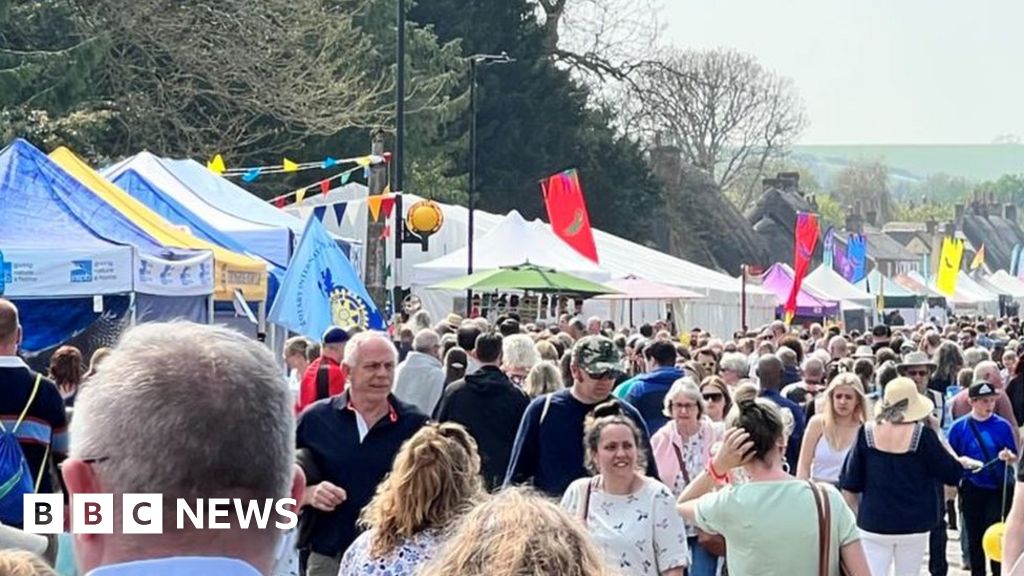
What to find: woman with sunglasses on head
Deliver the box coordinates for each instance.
[649,379,723,576]
[562,400,689,576]
[698,376,732,423]
[796,373,869,484]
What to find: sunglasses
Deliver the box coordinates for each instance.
[905,369,930,377]
[585,369,614,380]
[702,393,724,402]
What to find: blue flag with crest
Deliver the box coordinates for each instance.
[269,216,383,339]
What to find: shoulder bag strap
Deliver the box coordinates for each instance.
[581,476,595,522]
[540,393,554,425]
[967,419,995,462]
[808,480,829,576]
[909,421,925,451]
[315,362,331,401]
[13,374,43,434]
[671,442,691,484]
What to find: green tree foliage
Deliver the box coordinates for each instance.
[408,0,664,243]
[829,160,893,223]
[976,174,1024,209]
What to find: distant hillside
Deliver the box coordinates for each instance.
[791,144,1024,186]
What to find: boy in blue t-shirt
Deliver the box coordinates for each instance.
[948,381,1018,576]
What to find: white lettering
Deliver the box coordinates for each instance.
[233,498,274,530]
[275,498,298,530]
[176,498,203,530]
[207,498,231,529]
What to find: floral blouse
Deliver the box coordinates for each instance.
[338,527,442,576]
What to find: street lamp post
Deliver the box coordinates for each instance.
[466,52,513,315]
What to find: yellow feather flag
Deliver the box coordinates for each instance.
[282,158,300,172]
[936,237,964,296]
[295,188,306,204]
[970,244,986,270]
[207,154,226,174]
[367,195,384,222]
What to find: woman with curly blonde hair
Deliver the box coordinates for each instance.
[338,422,485,575]
[419,487,614,576]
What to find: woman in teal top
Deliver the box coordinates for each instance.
[677,399,870,576]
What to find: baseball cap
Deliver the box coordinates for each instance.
[322,325,350,345]
[573,335,620,374]
[969,380,998,399]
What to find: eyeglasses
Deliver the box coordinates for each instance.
[671,402,699,410]
[702,393,724,402]
[905,369,930,377]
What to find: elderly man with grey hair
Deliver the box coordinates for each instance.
[392,328,445,416]
[62,321,304,576]
[296,331,427,576]
[718,352,748,388]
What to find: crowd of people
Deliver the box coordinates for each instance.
[6,296,1024,575]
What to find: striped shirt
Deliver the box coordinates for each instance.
[0,356,68,495]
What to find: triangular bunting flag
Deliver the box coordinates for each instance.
[322,156,338,169]
[242,168,262,183]
[320,180,330,197]
[367,195,384,222]
[283,158,300,172]
[340,171,352,185]
[381,195,396,219]
[363,167,371,179]
[295,188,307,204]
[332,203,347,224]
[274,197,286,208]
[207,154,226,174]
[379,224,391,240]
[356,156,372,167]
[313,206,327,223]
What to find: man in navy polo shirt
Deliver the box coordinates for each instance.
[296,331,427,576]
[0,299,67,523]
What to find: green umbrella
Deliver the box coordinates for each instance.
[430,263,620,296]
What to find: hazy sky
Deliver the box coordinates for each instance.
[662,0,1024,145]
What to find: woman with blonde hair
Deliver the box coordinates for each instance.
[338,422,485,575]
[420,487,614,576]
[561,400,689,576]
[535,339,559,362]
[0,551,55,576]
[523,360,563,398]
[797,373,869,484]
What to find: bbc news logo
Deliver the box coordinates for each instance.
[24,495,298,534]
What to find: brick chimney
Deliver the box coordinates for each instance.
[954,204,965,220]
[845,212,864,235]
[761,177,781,192]
[777,172,800,193]
[925,219,937,235]
[1006,204,1018,222]
[865,210,878,227]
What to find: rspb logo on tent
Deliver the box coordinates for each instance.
[70,260,94,283]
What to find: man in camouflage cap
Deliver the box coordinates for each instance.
[503,335,658,496]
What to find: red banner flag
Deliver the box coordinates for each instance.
[784,212,820,324]
[541,169,599,263]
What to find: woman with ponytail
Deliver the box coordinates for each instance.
[338,423,485,575]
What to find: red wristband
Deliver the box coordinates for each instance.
[707,461,728,482]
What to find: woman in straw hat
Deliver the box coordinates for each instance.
[796,373,869,484]
[838,377,978,576]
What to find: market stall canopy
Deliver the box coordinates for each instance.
[759,263,840,316]
[593,275,704,300]
[0,139,134,298]
[103,151,292,268]
[430,263,619,296]
[413,211,611,286]
[855,268,921,309]
[804,265,874,310]
[51,147,267,301]
[979,270,1024,299]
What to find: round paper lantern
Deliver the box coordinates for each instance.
[406,199,444,236]
[983,521,1005,562]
